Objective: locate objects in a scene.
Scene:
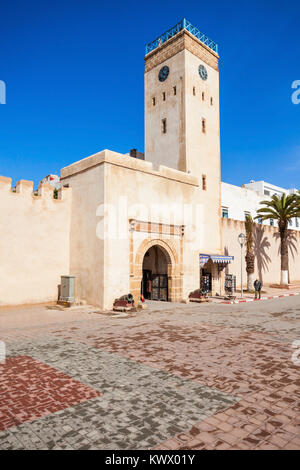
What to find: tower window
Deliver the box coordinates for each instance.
[210,97,213,105]
[193,87,196,96]
[162,118,167,134]
[202,175,207,191]
[202,118,206,134]
[152,97,156,106]
[162,92,166,101]
[202,92,205,101]
[173,86,176,96]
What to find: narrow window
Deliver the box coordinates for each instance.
[152,97,156,106]
[258,217,262,224]
[193,86,196,96]
[173,86,176,96]
[202,118,206,134]
[162,92,166,101]
[222,207,229,219]
[270,218,274,226]
[210,97,213,105]
[202,175,207,191]
[202,92,205,101]
[162,118,167,134]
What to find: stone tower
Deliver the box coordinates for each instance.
[145,20,220,176]
[144,19,222,254]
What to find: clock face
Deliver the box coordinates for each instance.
[198,64,208,81]
[158,66,169,82]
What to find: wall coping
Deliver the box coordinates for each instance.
[60,149,199,187]
[222,217,300,236]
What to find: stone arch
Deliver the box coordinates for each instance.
[130,238,182,304]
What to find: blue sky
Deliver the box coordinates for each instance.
[0,0,299,188]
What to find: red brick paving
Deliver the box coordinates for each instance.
[0,356,101,431]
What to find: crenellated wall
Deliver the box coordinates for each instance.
[0,175,72,306]
[222,218,300,287]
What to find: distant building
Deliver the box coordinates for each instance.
[221,180,300,231]
[40,174,61,190]
[243,180,298,198]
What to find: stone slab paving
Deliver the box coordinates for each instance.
[0,296,299,450]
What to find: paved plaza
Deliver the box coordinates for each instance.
[0,297,299,450]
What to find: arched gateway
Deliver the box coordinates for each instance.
[130,239,182,304]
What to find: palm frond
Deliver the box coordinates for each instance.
[257,193,299,224]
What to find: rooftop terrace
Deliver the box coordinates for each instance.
[145,18,218,56]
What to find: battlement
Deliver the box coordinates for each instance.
[0,175,71,201]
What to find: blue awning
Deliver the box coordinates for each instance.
[200,254,234,267]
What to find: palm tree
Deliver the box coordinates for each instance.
[255,194,300,285]
[245,215,255,291]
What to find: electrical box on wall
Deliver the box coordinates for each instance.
[59,275,75,303]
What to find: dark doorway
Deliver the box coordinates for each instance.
[201,269,212,293]
[142,246,169,301]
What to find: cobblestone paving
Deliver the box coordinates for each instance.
[0,296,299,450]
[142,300,300,343]
[1,337,237,449]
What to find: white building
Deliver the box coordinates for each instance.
[221,180,300,231]
[40,174,61,190]
[243,180,298,198]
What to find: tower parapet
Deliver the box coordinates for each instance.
[145,18,218,56]
[145,19,219,74]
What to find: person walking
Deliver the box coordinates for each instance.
[254,279,262,300]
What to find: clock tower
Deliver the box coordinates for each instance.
[144,18,221,188]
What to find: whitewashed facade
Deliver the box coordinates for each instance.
[221,180,300,230]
